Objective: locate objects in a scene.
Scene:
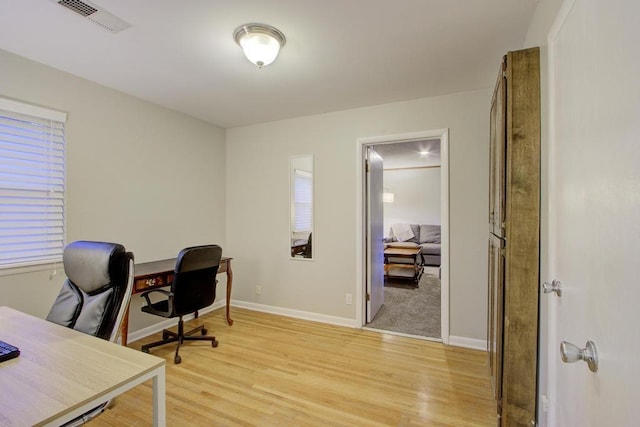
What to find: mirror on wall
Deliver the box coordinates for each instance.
[290,155,313,260]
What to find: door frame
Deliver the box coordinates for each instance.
[355,128,450,343]
[544,1,578,424]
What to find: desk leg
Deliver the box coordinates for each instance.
[153,366,166,427]
[121,304,130,347]
[226,260,234,325]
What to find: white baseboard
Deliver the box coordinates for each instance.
[231,300,360,328]
[126,300,226,344]
[448,335,487,351]
[128,300,483,351]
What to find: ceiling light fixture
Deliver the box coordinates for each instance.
[383,188,395,203]
[233,23,286,68]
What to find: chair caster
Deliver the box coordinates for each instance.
[162,331,169,339]
[212,340,218,348]
[174,354,182,364]
[201,328,208,335]
[141,347,150,354]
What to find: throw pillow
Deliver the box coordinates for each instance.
[407,224,420,243]
[419,224,441,244]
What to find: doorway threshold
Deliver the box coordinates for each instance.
[362,326,442,343]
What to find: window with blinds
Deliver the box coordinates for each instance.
[0,98,67,269]
[293,169,313,232]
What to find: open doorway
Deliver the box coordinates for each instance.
[357,130,449,343]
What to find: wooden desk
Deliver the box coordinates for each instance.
[121,257,233,346]
[0,306,166,426]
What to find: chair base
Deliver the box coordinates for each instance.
[141,317,218,364]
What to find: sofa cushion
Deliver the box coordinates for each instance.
[419,224,441,244]
[420,242,440,255]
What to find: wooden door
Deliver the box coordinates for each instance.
[487,233,505,404]
[502,47,540,427]
[488,47,540,427]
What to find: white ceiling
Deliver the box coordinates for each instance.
[0,0,537,128]
[375,139,441,169]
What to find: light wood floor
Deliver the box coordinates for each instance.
[90,308,496,426]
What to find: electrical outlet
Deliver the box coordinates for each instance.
[255,285,262,295]
[346,293,352,305]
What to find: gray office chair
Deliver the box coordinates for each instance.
[46,240,134,426]
[140,244,222,364]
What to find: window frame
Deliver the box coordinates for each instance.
[0,97,67,273]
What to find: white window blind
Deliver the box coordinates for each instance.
[0,98,66,268]
[293,169,312,232]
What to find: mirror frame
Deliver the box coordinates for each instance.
[289,154,314,261]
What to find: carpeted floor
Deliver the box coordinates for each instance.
[366,266,441,339]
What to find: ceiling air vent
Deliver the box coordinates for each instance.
[52,0,131,33]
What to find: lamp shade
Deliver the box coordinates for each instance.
[234,23,286,68]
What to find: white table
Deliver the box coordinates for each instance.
[0,306,166,426]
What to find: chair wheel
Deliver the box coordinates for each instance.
[212,340,218,348]
[174,354,182,364]
[201,328,208,335]
[142,348,150,353]
[162,331,169,339]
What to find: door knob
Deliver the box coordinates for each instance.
[542,280,562,296]
[560,340,598,372]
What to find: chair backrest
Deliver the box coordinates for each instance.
[171,245,222,316]
[303,232,312,258]
[46,241,134,342]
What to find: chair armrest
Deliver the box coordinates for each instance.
[140,289,174,316]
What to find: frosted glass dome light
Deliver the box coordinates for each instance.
[234,23,286,68]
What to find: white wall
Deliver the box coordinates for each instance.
[383,167,441,235]
[0,49,227,332]
[227,88,490,341]
[0,51,491,343]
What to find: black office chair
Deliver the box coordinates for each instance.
[140,244,222,364]
[303,232,312,258]
[46,240,134,426]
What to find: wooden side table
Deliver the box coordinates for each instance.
[383,246,423,284]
